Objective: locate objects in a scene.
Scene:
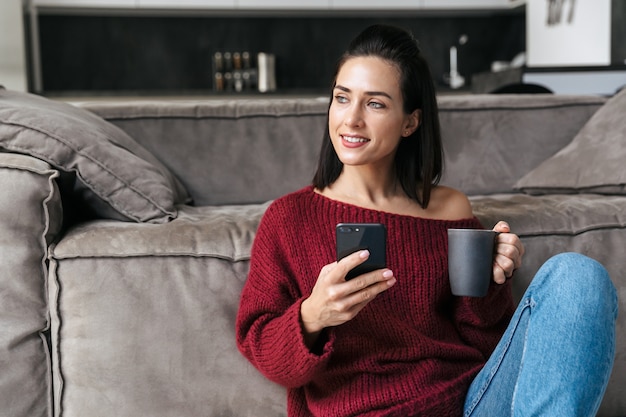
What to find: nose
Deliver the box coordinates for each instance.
[344,103,364,128]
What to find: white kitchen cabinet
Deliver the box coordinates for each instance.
[137,0,234,8]
[332,0,524,10]
[1,0,27,91]
[331,0,422,9]
[31,0,525,10]
[421,0,524,9]
[32,0,240,9]
[237,0,330,9]
[31,0,137,7]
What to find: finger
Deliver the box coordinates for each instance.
[493,253,516,280]
[318,271,396,326]
[495,228,525,258]
[318,262,336,280]
[492,221,510,233]
[343,270,396,305]
[493,264,507,284]
[335,250,371,281]
[496,235,524,270]
[345,269,396,295]
[496,232,520,248]
[495,241,522,269]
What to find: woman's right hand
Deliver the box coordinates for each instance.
[300,250,396,348]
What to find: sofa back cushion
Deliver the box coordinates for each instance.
[82,94,606,206]
[515,87,626,195]
[84,98,328,206]
[438,94,606,195]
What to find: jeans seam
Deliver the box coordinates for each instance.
[587,287,618,416]
[465,297,533,417]
[510,298,533,416]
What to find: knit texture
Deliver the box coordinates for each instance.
[236,186,514,417]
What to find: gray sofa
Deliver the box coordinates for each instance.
[0,86,624,417]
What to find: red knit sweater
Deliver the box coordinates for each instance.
[236,186,514,417]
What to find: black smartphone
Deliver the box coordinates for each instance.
[336,223,387,280]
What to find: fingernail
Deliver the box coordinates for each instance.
[360,250,370,258]
[383,270,394,278]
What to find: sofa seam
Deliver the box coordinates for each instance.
[102,112,327,122]
[0,158,58,176]
[517,223,626,238]
[46,253,65,417]
[49,253,252,262]
[88,99,605,120]
[42,169,60,417]
[438,101,605,113]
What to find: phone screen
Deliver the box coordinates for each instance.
[336,223,386,280]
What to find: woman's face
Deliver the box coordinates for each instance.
[328,56,419,171]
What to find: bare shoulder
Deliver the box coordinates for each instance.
[424,185,473,220]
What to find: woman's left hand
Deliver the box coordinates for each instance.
[492,221,525,284]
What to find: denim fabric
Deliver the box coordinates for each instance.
[464,253,618,417]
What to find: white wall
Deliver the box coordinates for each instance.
[0,0,28,91]
[526,0,611,67]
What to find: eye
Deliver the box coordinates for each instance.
[368,101,385,109]
[334,95,349,104]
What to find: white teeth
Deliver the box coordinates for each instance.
[343,136,368,143]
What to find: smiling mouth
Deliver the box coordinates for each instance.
[342,135,370,143]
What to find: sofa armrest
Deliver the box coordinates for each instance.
[0,153,63,417]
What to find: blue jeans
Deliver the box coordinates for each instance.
[464,253,618,417]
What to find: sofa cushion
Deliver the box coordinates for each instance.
[472,192,626,296]
[515,87,626,195]
[0,88,189,223]
[50,203,268,260]
[48,203,287,417]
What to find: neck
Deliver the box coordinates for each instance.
[325,165,402,206]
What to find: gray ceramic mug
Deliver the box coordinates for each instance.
[447,228,498,297]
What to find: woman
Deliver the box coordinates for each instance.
[236,24,617,417]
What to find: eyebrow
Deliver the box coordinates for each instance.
[334,85,393,100]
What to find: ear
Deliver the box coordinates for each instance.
[402,109,421,137]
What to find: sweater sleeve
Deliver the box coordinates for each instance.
[235,202,334,388]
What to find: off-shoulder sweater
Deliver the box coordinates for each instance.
[236,186,514,417]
